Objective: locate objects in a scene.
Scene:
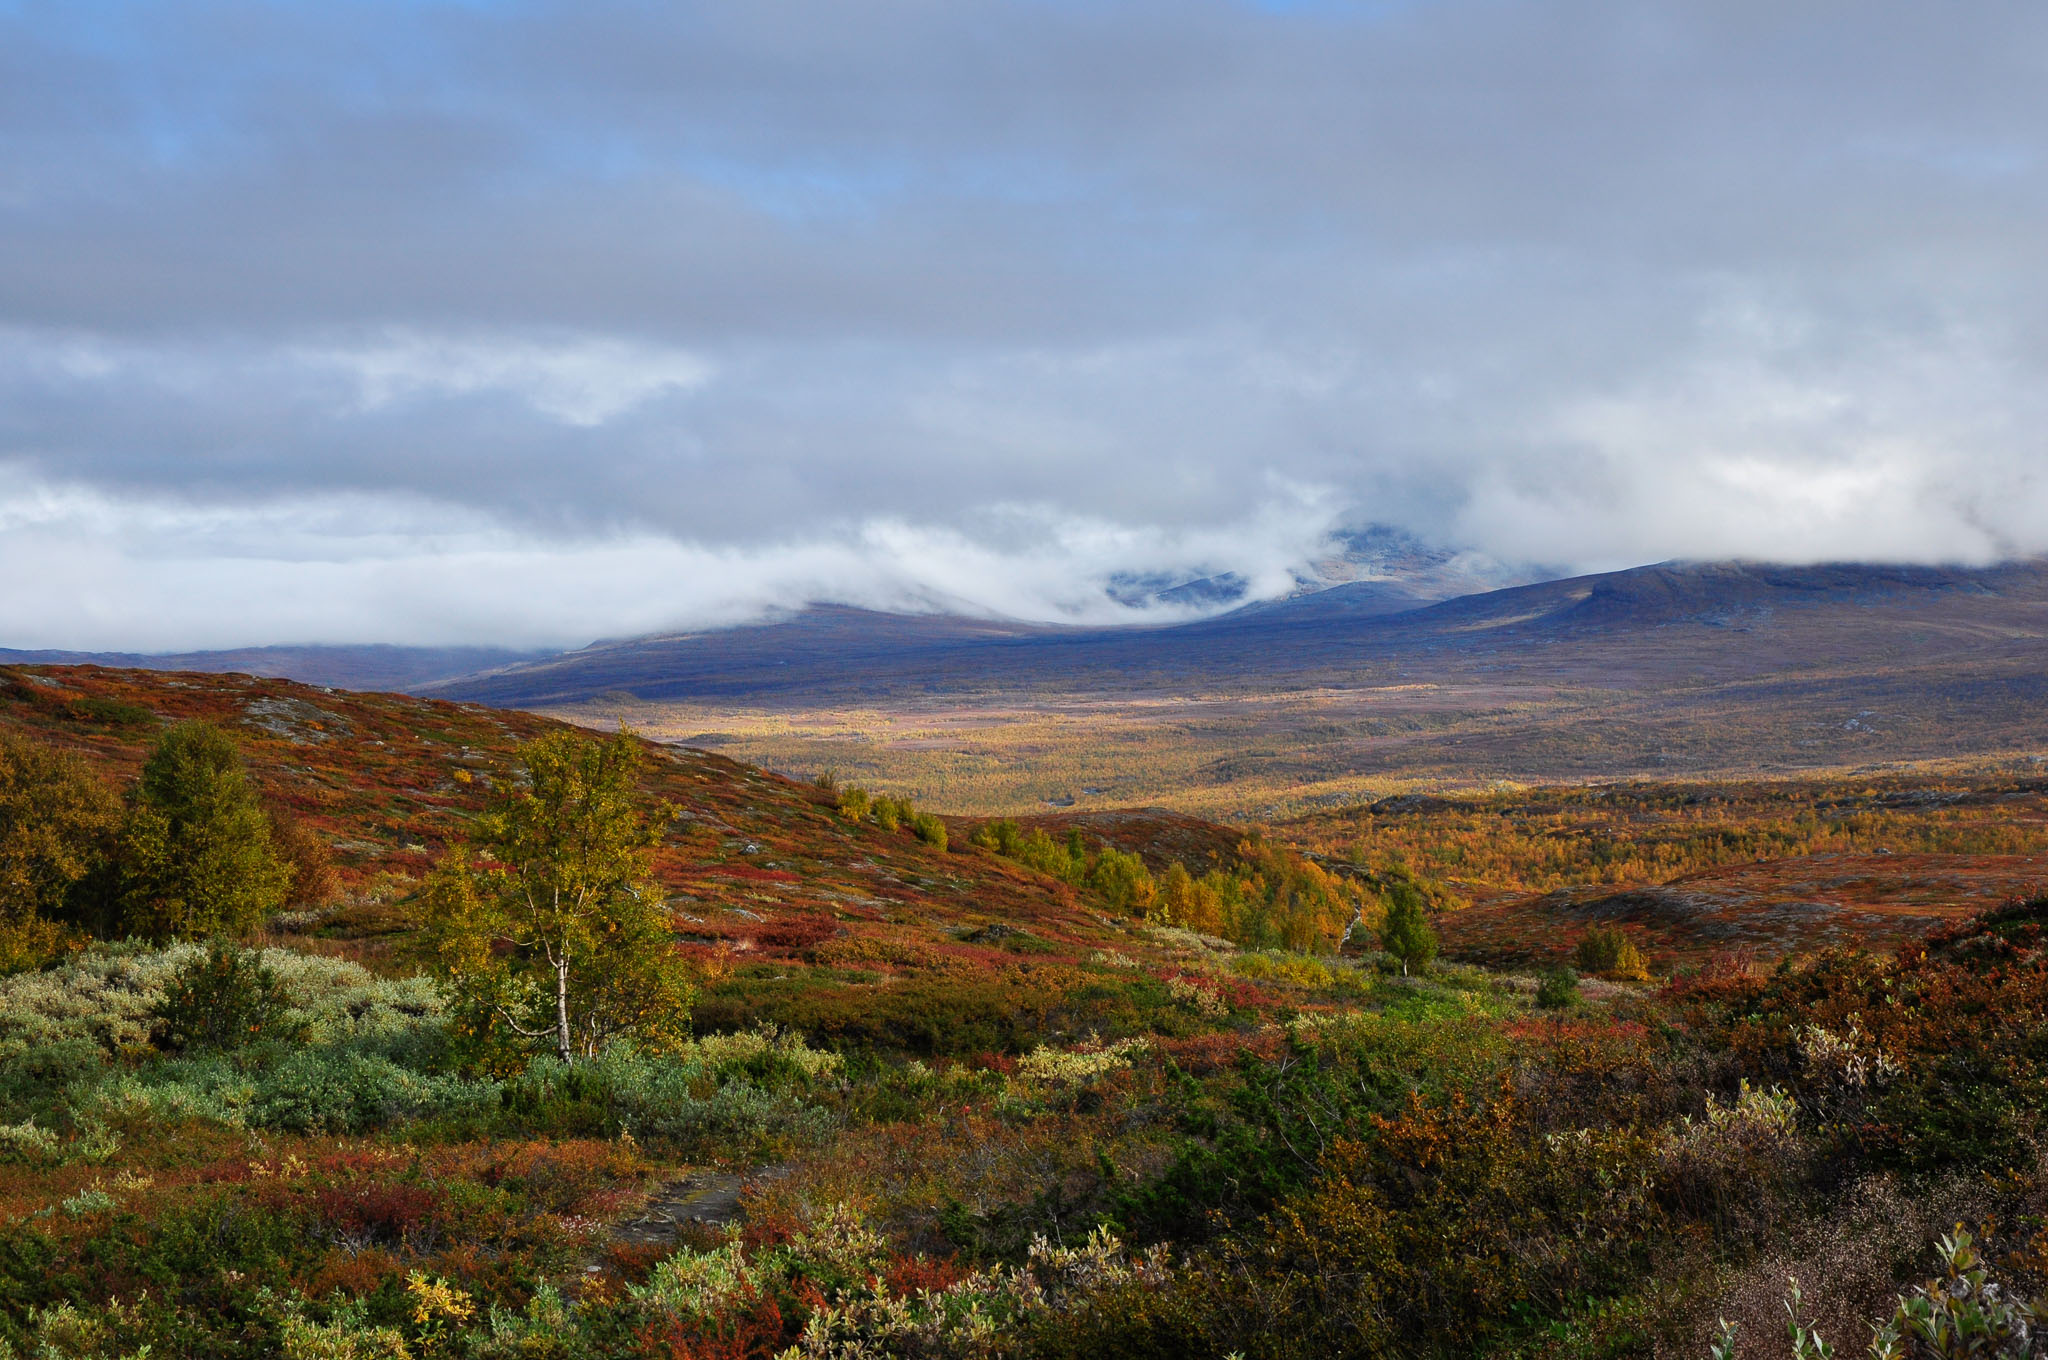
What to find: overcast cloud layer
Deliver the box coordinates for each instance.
[4,0,2047,648]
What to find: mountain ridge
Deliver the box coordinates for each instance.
[424,556,2048,708]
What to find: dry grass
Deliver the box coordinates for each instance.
[546,675,2048,822]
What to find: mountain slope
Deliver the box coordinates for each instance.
[429,558,2048,707]
[411,560,2048,812]
[0,664,1165,1043]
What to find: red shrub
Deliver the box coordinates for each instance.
[630,1295,789,1359]
[302,1247,401,1300]
[474,1138,639,1212]
[885,1253,968,1295]
[714,866,801,884]
[313,1182,444,1250]
[752,915,838,951]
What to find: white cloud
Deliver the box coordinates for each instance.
[297,332,714,426]
[0,471,1346,650]
[1456,297,2048,569]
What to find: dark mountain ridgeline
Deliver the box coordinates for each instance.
[425,558,2048,707]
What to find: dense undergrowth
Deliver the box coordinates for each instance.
[1281,776,2048,900]
[964,816,1375,953]
[11,898,2048,1357]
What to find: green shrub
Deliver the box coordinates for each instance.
[112,721,291,940]
[499,1031,840,1156]
[1536,966,1581,1009]
[150,940,305,1052]
[250,1048,492,1133]
[1379,880,1438,976]
[98,1042,496,1134]
[910,811,948,852]
[872,797,902,832]
[0,941,447,1062]
[63,696,157,728]
[0,940,217,1057]
[0,1035,104,1120]
[0,1116,60,1164]
[836,786,872,822]
[1575,925,1651,980]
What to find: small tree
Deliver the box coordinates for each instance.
[1535,966,1580,1009]
[1379,879,1438,977]
[424,728,691,1067]
[1088,846,1157,915]
[1575,925,1651,981]
[835,786,872,822]
[910,810,949,852]
[114,721,290,940]
[0,732,120,965]
[150,940,305,1051]
[872,796,902,832]
[267,810,336,911]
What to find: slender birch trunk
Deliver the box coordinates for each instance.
[556,956,572,1063]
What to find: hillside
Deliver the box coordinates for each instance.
[22,660,2047,983]
[0,663,1172,1047]
[434,558,2048,816]
[21,560,2045,818]
[431,559,2048,706]
[1435,849,2048,970]
[0,644,552,694]
[1276,773,2048,969]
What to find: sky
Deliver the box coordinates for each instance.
[3,0,2047,650]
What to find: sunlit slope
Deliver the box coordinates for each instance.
[0,665,1140,1002]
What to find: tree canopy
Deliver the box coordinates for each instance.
[0,731,121,965]
[425,727,692,1067]
[114,720,290,941]
[1378,878,1439,977]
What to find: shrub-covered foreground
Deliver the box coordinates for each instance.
[12,900,2048,1356]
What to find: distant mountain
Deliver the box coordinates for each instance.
[1294,524,1530,600]
[1100,523,1529,614]
[426,558,2048,709]
[0,644,554,695]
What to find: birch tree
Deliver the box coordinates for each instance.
[425,728,691,1067]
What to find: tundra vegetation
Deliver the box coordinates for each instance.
[1,666,2047,1358]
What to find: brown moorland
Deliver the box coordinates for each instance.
[16,662,2044,980]
[481,560,2048,819]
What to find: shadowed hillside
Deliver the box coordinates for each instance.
[430,559,2048,706]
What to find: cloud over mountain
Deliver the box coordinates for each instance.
[3,1,2045,647]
